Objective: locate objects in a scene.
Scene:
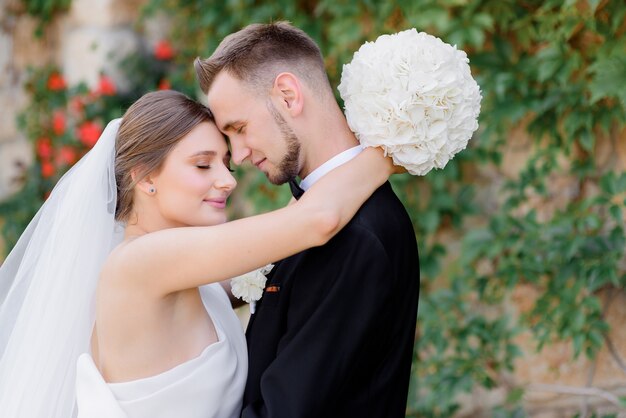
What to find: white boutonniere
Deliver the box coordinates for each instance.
[231,264,274,314]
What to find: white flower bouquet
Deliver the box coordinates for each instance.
[338,29,482,175]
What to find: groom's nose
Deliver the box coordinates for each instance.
[230,143,251,165]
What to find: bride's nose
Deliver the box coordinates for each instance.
[215,169,237,191]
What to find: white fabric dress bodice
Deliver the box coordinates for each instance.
[75,283,247,418]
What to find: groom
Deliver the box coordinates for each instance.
[195,22,419,418]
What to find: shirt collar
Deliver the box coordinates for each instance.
[300,145,363,191]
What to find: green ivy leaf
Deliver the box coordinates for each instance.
[609,205,622,222]
[589,54,626,107]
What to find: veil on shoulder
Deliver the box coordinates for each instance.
[0,119,125,417]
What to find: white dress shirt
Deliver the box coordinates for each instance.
[299,145,363,191]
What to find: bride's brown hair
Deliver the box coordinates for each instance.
[115,90,215,221]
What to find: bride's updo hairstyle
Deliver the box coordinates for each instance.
[115,90,214,221]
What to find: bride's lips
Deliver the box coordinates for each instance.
[204,198,227,209]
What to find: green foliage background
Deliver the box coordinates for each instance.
[3,0,626,416]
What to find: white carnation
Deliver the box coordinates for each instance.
[337,29,482,175]
[230,264,274,304]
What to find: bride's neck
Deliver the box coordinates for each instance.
[124,202,188,238]
[123,213,178,239]
[123,223,149,240]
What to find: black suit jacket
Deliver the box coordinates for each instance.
[242,182,419,418]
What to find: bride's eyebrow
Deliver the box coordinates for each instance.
[189,151,218,157]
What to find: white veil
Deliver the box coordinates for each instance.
[0,119,125,417]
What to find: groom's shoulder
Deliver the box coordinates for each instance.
[348,181,415,244]
[355,181,410,222]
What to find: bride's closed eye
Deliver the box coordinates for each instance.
[195,159,212,169]
[196,162,235,173]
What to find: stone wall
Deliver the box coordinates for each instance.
[0,1,41,202]
[0,0,145,204]
[454,121,626,417]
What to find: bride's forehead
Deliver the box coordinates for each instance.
[170,125,228,155]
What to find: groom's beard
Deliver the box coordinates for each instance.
[266,101,301,185]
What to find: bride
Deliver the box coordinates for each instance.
[0,90,395,417]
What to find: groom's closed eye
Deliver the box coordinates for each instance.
[221,120,244,133]
[229,126,246,138]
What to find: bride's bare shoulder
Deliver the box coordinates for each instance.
[99,236,146,288]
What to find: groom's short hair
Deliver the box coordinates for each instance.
[195,21,330,97]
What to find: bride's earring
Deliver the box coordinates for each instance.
[149,187,156,194]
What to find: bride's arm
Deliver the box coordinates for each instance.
[106,147,394,295]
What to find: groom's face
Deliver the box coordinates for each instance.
[207,71,302,185]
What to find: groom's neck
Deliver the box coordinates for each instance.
[298,109,359,180]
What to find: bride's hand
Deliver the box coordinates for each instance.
[390,160,407,175]
[364,146,406,176]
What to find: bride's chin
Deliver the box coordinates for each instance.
[196,215,228,227]
[215,215,228,225]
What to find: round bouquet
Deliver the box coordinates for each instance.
[338,29,482,175]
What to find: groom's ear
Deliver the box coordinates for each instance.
[272,72,304,117]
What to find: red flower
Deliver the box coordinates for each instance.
[70,97,85,114]
[41,161,55,178]
[47,73,67,91]
[158,78,171,90]
[77,121,102,147]
[52,111,66,136]
[97,75,116,96]
[36,137,53,159]
[58,146,78,165]
[154,40,174,60]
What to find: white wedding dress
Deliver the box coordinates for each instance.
[75,283,247,418]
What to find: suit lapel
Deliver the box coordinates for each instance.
[246,258,283,331]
